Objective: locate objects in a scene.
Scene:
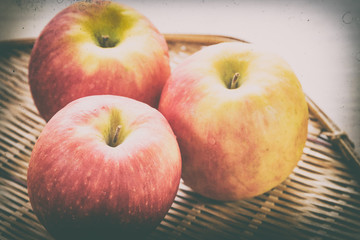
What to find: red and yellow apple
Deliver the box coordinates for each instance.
[159,42,308,201]
[27,95,181,240]
[29,1,170,121]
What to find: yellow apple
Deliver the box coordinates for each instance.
[159,42,308,201]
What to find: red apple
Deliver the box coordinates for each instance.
[29,1,170,122]
[158,42,308,201]
[27,95,181,240]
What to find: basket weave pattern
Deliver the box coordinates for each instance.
[0,36,360,240]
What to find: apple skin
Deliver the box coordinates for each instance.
[158,42,308,201]
[29,1,170,122]
[27,95,181,240]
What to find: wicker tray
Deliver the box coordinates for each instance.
[1,34,360,240]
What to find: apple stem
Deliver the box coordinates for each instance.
[229,72,240,89]
[113,125,122,145]
[101,34,110,48]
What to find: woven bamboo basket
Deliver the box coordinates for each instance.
[0,34,359,240]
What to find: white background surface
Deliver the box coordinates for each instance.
[0,0,359,156]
